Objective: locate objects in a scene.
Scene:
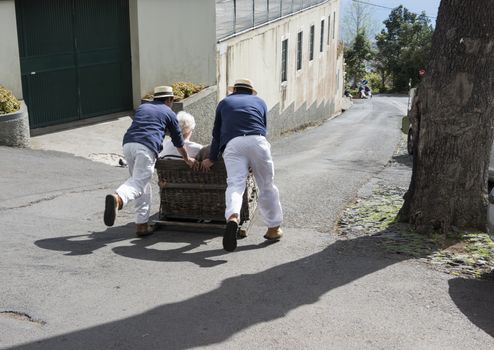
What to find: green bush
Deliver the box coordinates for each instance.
[171,82,205,100]
[0,85,20,115]
[364,72,381,92]
[141,82,205,102]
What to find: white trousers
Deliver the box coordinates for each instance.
[223,135,283,228]
[116,142,156,224]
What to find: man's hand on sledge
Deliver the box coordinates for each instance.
[201,159,214,172]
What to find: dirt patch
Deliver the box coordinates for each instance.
[336,185,494,280]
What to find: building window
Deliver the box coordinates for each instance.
[281,39,288,82]
[309,25,315,61]
[327,15,331,45]
[320,20,325,52]
[333,11,336,39]
[297,31,303,70]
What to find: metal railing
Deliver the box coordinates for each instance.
[216,0,328,41]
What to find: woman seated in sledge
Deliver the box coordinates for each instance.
[160,111,203,159]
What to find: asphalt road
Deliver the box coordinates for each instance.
[1,96,493,349]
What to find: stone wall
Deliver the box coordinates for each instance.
[267,99,334,140]
[172,85,217,145]
[170,84,338,145]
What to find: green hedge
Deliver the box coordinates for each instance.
[0,85,20,115]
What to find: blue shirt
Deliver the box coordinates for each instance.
[123,101,184,157]
[209,91,268,161]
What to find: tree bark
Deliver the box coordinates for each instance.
[399,0,494,233]
[379,69,386,92]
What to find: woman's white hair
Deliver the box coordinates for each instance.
[177,111,196,135]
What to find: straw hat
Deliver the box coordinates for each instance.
[153,86,174,99]
[228,78,257,95]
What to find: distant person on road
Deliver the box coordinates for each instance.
[160,111,203,159]
[104,86,196,236]
[365,85,372,98]
[358,85,367,99]
[200,78,283,252]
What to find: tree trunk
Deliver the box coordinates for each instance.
[379,69,386,92]
[399,0,494,233]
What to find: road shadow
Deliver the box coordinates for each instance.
[34,213,163,256]
[448,275,494,337]
[34,219,272,268]
[34,223,136,256]
[390,153,413,167]
[111,230,274,268]
[13,235,406,350]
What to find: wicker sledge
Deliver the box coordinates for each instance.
[155,159,258,233]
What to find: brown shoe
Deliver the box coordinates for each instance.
[104,194,119,227]
[238,227,248,238]
[136,223,155,237]
[264,226,283,241]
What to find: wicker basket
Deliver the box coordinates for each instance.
[155,159,257,224]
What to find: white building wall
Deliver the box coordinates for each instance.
[130,0,217,107]
[0,0,22,99]
[335,49,344,111]
[217,0,342,137]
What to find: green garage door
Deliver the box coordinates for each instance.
[16,0,132,129]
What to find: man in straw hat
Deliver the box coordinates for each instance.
[104,85,196,236]
[201,78,283,252]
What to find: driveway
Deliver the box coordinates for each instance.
[1,96,493,349]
